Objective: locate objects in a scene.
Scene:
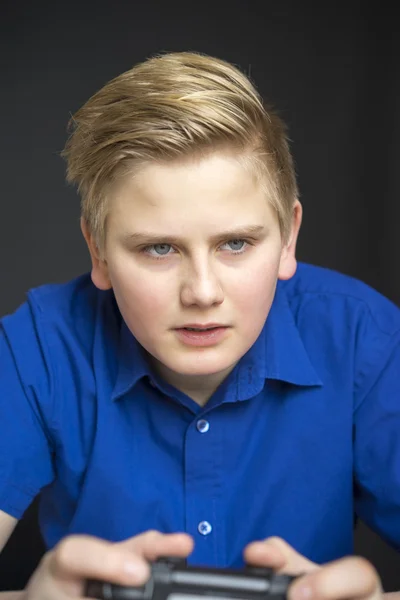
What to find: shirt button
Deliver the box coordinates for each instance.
[196,419,210,433]
[198,521,212,535]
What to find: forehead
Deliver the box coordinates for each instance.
[125,153,256,197]
[107,152,278,230]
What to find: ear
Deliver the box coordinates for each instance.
[278,200,303,281]
[80,218,112,290]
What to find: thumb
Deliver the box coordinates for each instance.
[244,537,319,575]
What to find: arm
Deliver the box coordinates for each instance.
[0,510,18,553]
[0,510,24,599]
[0,313,55,598]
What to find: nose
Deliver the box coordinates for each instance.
[180,257,224,308]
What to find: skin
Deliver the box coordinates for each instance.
[82,151,302,405]
[50,150,390,600]
[19,531,386,600]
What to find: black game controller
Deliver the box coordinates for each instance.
[85,555,298,600]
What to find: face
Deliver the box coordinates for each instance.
[83,152,302,396]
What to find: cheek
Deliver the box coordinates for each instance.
[230,256,280,312]
[109,260,174,323]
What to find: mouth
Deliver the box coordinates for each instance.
[176,323,227,331]
[173,325,230,347]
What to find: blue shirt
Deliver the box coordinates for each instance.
[1,262,400,568]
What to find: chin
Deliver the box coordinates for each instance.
[170,355,236,377]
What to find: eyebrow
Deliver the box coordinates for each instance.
[120,225,266,246]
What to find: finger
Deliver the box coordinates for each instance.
[119,530,194,561]
[49,534,151,587]
[288,556,382,600]
[244,537,318,575]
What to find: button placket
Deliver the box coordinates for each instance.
[184,412,220,564]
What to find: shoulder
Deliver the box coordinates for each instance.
[281,263,400,400]
[1,273,116,385]
[26,272,100,324]
[2,272,114,336]
[282,261,400,337]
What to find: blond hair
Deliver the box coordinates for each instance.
[61,51,298,254]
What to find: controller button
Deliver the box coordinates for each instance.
[196,419,210,433]
[198,520,212,535]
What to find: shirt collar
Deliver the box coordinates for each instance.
[111,320,152,401]
[111,280,323,402]
[261,281,323,387]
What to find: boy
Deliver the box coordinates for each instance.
[0,51,399,600]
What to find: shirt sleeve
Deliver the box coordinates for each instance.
[353,316,400,551]
[0,301,55,518]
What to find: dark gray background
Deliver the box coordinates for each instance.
[1,0,399,593]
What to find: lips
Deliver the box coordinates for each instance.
[174,325,230,346]
[177,323,226,330]
[183,327,220,332]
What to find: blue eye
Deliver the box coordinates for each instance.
[226,239,246,252]
[220,239,248,254]
[153,244,171,255]
[145,244,173,257]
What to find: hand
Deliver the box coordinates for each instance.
[244,537,383,600]
[23,530,194,599]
